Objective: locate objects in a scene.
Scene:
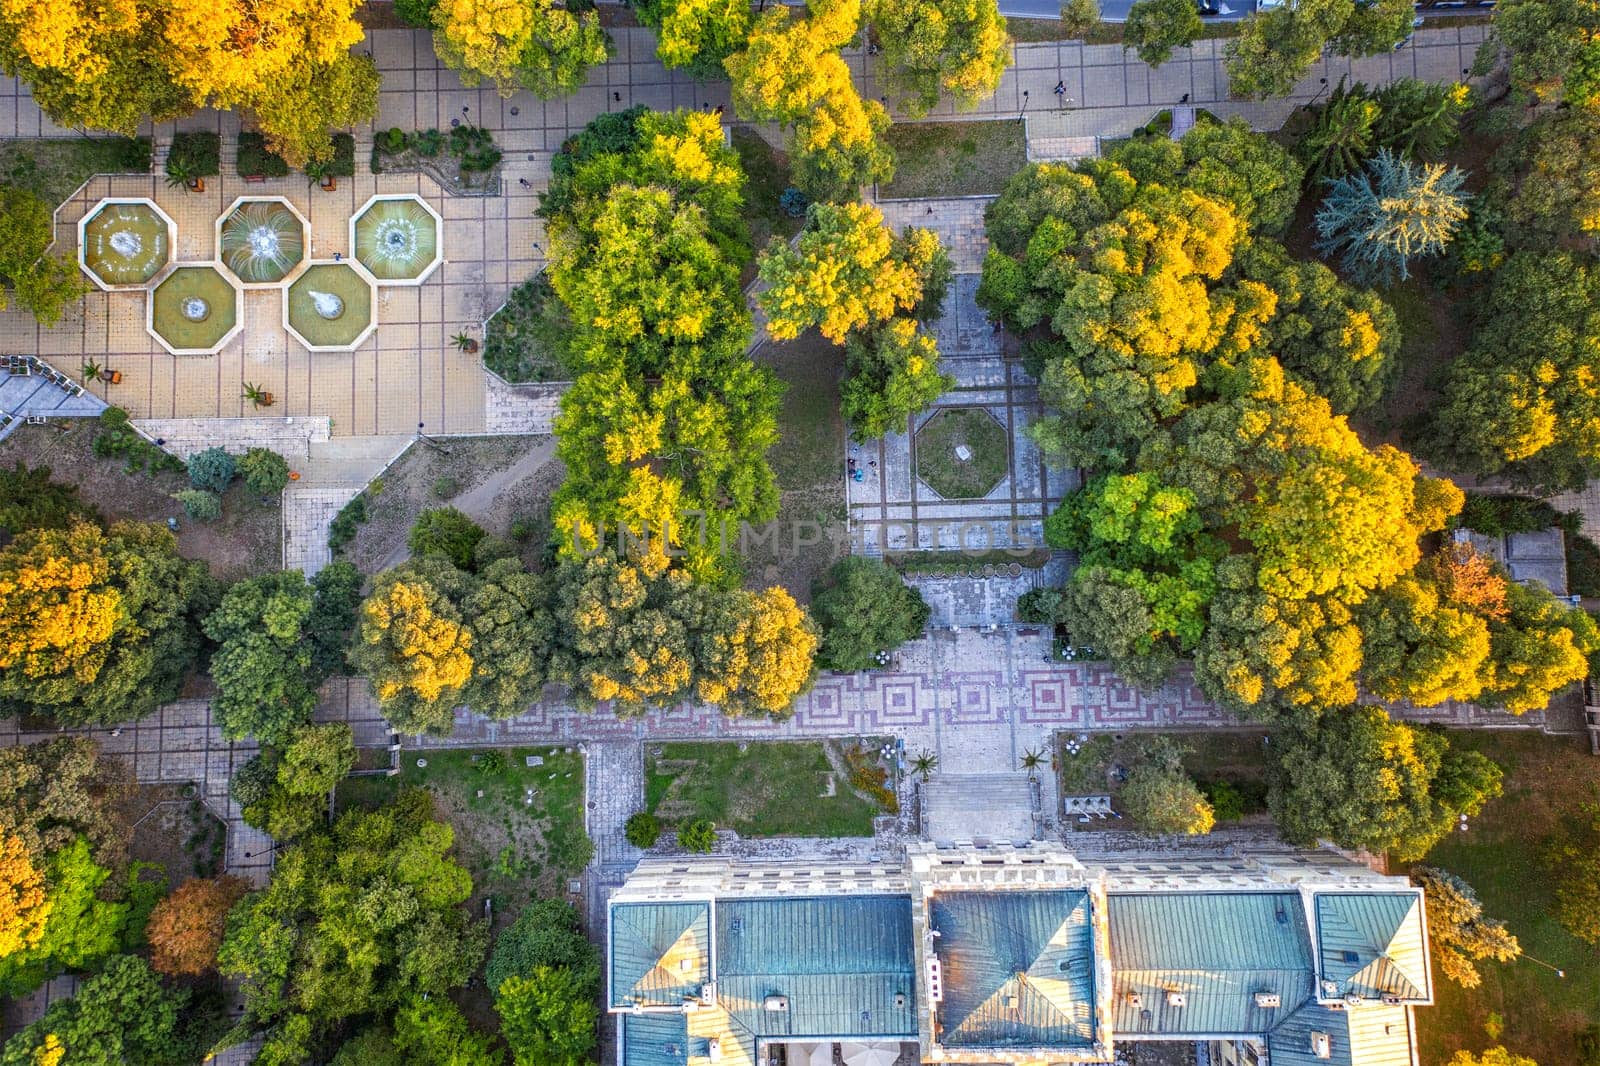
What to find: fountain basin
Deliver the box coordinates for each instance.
[216,196,310,287]
[147,265,242,355]
[78,199,176,290]
[284,262,377,351]
[350,194,443,285]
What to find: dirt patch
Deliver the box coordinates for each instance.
[123,784,227,887]
[0,421,281,582]
[345,434,561,573]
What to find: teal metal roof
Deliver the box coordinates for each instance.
[1268,1002,1415,1066]
[715,896,917,1040]
[930,889,1096,1049]
[612,902,712,1008]
[622,1013,699,1066]
[1314,893,1430,1002]
[1108,892,1315,1037]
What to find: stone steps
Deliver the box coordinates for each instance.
[921,771,1038,844]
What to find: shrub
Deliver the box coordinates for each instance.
[328,494,370,555]
[432,475,460,499]
[327,133,357,178]
[237,448,291,495]
[476,750,506,775]
[677,819,716,853]
[168,131,220,178]
[395,0,437,27]
[1017,587,1066,624]
[173,489,222,522]
[408,507,485,569]
[449,125,502,173]
[1569,531,1600,598]
[379,127,409,154]
[413,128,445,157]
[1121,762,1215,835]
[780,187,809,217]
[237,132,290,178]
[0,461,100,535]
[187,447,236,493]
[624,812,660,848]
[111,136,154,172]
[1204,780,1247,821]
[1456,492,1562,536]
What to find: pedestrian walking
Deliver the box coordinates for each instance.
[518,178,532,189]
[1053,80,1065,96]
[1180,92,1190,103]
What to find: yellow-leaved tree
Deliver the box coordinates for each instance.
[696,587,819,715]
[0,522,122,688]
[757,201,946,342]
[0,0,377,164]
[432,0,610,97]
[352,570,474,735]
[0,828,50,958]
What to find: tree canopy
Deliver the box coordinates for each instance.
[1412,866,1520,988]
[432,0,610,97]
[218,791,487,1065]
[0,187,86,326]
[863,0,1012,116]
[811,557,931,670]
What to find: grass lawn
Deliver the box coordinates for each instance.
[1411,730,1600,1066]
[335,746,589,904]
[483,274,574,383]
[731,127,804,253]
[645,741,889,837]
[880,120,1028,199]
[915,407,1010,499]
[746,331,846,600]
[0,137,153,206]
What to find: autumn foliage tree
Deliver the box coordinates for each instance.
[758,203,949,342]
[1412,866,1520,988]
[0,521,216,726]
[0,0,379,164]
[0,829,50,958]
[841,318,955,440]
[144,875,248,976]
[432,0,610,97]
[864,0,1012,116]
[351,567,474,734]
[635,0,750,77]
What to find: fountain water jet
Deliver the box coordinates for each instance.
[218,199,308,285]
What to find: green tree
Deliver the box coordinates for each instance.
[1372,78,1470,159]
[0,462,98,535]
[1429,251,1600,491]
[1233,238,1398,414]
[1108,117,1305,235]
[239,723,355,839]
[1329,0,1413,55]
[1225,0,1350,100]
[1489,108,1600,248]
[187,447,236,493]
[172,489,222,522]
[677,819,717,852]
[1267,706,1503,861]
[485,898,598,993]
[0,954,221,1066]
[463,558,556,717]
[1120,760,1215,835]
[1123,0,1201,67]
[1314,149,1469,284]
[634,0,750,77]
[840,318,953,440]
[864,0,1012,115]
[0,187,87,326]
[810,557,931,670]
[393,994,503,1066]
[1060,0,1100,37]
[409,507,487,571]
[0,839,131,996]
[218,792,487,1064]
[204,569,359,744]
[1296,79,1380,182]
[237,447,292,494]
[497,968,600,1066]
[1492,0,1600,107]
[625,811,661,848]
[1411,866,1521,988]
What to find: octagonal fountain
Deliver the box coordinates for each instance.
[147,266,242,355]
[78,199,175,290]
[217,197,309,287]
[350,194,443,285]
[284,262,377,352]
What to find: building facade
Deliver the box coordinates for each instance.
[607,841,1429,1066]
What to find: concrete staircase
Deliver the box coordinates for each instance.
[921,771,1039,844]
